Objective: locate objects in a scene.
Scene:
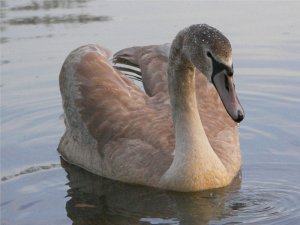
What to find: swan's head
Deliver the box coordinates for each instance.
[183,24,245,123]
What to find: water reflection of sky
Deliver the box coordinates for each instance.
[1,0,300,224]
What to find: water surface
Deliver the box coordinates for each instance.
[1,1,300,224]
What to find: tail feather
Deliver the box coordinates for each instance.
[113,46,143,81]
[113,65,142,81]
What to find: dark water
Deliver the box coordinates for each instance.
[1,1,300,224]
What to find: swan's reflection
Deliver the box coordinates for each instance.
[61,158,241,225]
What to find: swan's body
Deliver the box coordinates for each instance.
[58,24,244,192]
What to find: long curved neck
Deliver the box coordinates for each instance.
[168,45,213,164]
[159,37,230,191]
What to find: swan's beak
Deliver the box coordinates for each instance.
[212,72,244,123]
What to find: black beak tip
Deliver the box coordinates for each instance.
[235,109,244,123]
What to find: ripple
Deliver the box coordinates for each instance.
[1,163,61,182]
[10,0,93,11]
[2,93,61,128]
[5,14,112,26]
[218,163,300,225]
[140,217,179,225]
[226,186,300,224]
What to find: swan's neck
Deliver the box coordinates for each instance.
[159,42,230,191]
[168,54,210,158]
[168,52,218,170]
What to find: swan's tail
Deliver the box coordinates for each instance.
[112,46,144,81]
[113,44,171,96]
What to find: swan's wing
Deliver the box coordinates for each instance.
[113,43,170,97]
[59,45,174,183]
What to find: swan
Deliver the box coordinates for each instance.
[58,24,244,192]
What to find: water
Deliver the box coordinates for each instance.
[1,0,300,224]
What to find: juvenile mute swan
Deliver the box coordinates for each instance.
[58,24,244,192]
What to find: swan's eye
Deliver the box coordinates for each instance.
[206,51,213,58]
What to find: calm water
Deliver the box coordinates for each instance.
[1,0,300,224]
